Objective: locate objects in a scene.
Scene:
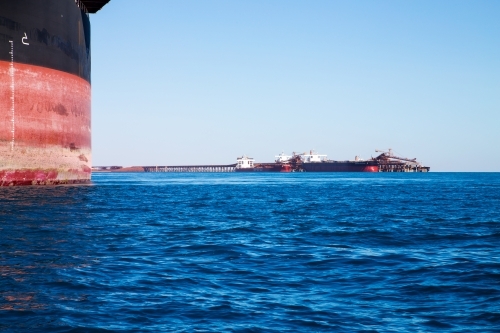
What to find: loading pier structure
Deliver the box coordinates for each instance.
[93,149,430,173]
[374,149,430,172]
[93,165,238,173]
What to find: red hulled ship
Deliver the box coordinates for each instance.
[0,0,109,185]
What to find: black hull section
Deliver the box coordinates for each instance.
[0,0,91,82]
[301,161,379,172]
[0,0,96,185]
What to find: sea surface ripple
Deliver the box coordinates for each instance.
[0,173,499,332]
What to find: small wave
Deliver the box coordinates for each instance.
[421,319,454,329]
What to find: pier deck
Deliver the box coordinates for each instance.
[93,164,237,173]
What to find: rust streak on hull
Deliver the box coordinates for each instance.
[0,61,91,186]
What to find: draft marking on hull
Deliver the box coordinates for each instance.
[9,40,15,151]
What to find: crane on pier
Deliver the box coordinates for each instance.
[375,149,420,166]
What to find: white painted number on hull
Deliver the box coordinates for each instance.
[22,32,29,45]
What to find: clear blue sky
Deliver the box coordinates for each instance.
[90,0,499,171]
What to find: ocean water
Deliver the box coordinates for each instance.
[0,172,499,332]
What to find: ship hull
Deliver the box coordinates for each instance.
[301,162,379,172]
[235,168,276,172]
[235,164,292,172]
[0,0,92,185]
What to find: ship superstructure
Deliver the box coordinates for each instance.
[297,150,328,163]
[235,155,255,170]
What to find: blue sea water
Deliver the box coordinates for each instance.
[0,172,499,332]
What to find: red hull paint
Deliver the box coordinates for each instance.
[363,166,379,172]
[0,170,90,186]
[0,61,91,186]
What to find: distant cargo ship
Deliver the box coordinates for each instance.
[0,0,109,185]
[287,151,379,172]
[235,155,292,172]
[296,150,429,172]
[235,150,428,173]
[234,152,376,172]
[299,152,379,172]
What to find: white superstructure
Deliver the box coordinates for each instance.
[275,152,292,163]
[236,155,255,169]
[299,150,327,163]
